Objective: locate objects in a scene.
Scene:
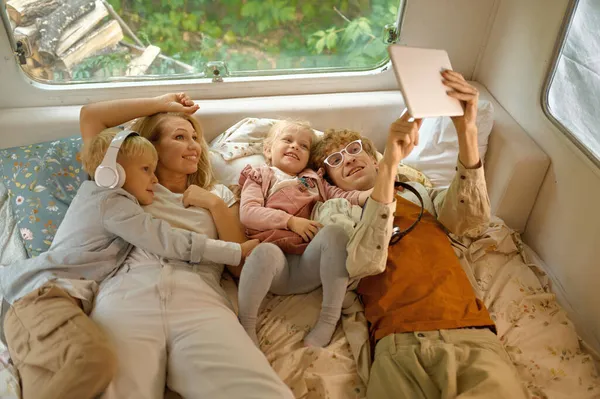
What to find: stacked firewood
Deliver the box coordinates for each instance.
[6,0,193,80]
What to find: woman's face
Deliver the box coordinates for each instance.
[154,116,202,177]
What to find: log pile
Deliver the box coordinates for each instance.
[6,0,194,80]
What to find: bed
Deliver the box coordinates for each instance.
[0,84,598,398]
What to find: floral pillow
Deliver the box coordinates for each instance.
[0,135,88,257]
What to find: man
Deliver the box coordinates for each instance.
[310,70,528,399]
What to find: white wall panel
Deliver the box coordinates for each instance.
[475,0,600,352]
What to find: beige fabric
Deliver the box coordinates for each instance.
[367,329,529,399]
[311,199,362,239]
[4,283,116,399]
[457,218,600,398]
[347,161,490,282]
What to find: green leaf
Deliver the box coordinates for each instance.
[241,2,259,17]
[357,18,372,35]
[343,20,361,44]
[325,30,338,50]
[301,3,315,19]
[315,36,326,54]
[257,19,270,33]
[280,6,296,22]
[363,40,386,59]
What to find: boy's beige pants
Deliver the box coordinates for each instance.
[367,328,529,399]
[3,283,117,399]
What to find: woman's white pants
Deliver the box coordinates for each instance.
[91,262,293,399]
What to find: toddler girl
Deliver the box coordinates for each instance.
[237,120,371,347]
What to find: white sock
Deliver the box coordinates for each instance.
[304,306,340,347]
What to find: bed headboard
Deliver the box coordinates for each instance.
[0,83,549,232]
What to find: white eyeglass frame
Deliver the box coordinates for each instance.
[324,140,363,168]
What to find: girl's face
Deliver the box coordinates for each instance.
[265,128,313,175]
[153,116,202,177]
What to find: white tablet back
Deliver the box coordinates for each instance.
[388,45,464,118]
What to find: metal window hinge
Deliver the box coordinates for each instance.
[14,39,32,65]
[383,23,399,44]
[204,61,229,82]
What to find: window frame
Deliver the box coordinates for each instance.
[541,0,600,168]
[0,0,406,89]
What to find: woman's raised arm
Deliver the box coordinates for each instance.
[79,93,199,146]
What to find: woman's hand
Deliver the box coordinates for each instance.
[383,111,422,165]
[287,217,322,242]
[155,93,200,115]
[182,185,222,210]
[442,70,479,134]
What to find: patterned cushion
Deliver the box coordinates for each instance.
[0,136,88,257]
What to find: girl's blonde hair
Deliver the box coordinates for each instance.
[262,120,317,165]
[81,127,158,177]
[131,113,216,190]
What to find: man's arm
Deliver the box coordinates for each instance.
[434,71,491,236]
[346,112,420,278]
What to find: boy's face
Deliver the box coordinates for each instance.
[120,153,158,206]
[265,128,312,175]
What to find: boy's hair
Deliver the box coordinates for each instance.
[131,112,217,190]
[81,127,158,177]
[310,128,378,171]
[263,120,317,165]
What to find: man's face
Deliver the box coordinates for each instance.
[324,141,379,191]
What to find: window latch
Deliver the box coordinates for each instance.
[383,24,399,44]
[14,39,31,65]
[204,61,229,82]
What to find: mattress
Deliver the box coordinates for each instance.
[0,207,598,398]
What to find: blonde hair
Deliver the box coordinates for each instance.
[131,113,217,190]
[310,129,377,171]
[82,127,158,177]
[263,120,317,165]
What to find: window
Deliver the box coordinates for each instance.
[544,0,600,165]
[3,0,403,84]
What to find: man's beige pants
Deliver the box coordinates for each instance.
[367,328,529,399]
[3,284,117,399]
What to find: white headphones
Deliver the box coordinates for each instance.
[94,129,139,189]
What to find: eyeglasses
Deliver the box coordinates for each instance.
[324,140,363,168]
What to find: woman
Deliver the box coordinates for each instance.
[79,93,294,399]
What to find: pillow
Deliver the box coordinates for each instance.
[402,100,495,188]
[210,118,279,161]
[209,151,267,186]
[210,117,324,162]
[0,135,88,257]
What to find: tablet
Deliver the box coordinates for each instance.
[388,45,464,118]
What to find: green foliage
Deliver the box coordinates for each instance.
[73,0,401,80]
